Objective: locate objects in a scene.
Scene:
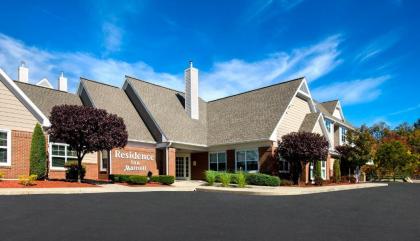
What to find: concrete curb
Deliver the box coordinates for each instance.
[195,183,389,196]
[0,183,388,196]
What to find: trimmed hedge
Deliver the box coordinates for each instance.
[111,174,175,185]
[128,175,147,185]
[206,171,280,187]
[246,173,280,186]
[151,175,175,185]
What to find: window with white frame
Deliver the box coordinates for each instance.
[235,149,258,172]
[209,152,226,171]
[310,161,327,180]
[325,119,332,133]
[50,143,77,168]
[278,156,290,173]
[341,127,347,144]
[100,150,110,172]
[0,130,11,166]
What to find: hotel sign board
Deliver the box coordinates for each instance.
[112,148,157,175]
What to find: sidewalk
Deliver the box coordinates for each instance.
[0,181,387,196]
[195,183,388,196]
[0,180,205,196]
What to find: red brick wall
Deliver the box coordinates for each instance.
[191,152,208,180]
[226,150,235,172]
[0,130,32,179]
[111,145,158,176]
[168,148,176,176]
[258,146,278,175]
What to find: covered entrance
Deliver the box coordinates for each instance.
[175,153,191,180]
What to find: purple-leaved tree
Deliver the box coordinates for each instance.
[278,132,329,184]
[49,105,128,182]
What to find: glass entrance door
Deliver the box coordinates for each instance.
[175,155,190,180]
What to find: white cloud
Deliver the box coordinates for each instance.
[312,76,390,105]
[200,34,342,100]
[355,31,399,63]
[0,33,342,101]
[102,22,123,54]
[0,33,183,92]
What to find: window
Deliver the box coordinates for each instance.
[325,120,332,132]
[0,130,11,166]
[50,143,77,169]
[310,161,327,181]
[100,150,110,172]
[209,152,226,171]
[278,156,290,173]
[341,127,347,144]
[235,149,258,172]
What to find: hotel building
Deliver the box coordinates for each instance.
[0,63,353,181]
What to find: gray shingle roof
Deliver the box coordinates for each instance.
[319,100,338,114]
[81,79,155,143]
[15,81,82,117]
[126,76,207,145]
[207,78,303,145]
[315,100,354,129]
[299,112,321,132]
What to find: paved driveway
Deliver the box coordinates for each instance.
[0,183,419,241]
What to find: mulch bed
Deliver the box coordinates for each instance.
[118,182,172,187]
[0,180,98,188]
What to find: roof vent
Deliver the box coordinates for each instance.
[184,61,199,120]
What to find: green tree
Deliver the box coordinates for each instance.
[29,123,47,179]
[333,159,341,182]
[314,160,322,185]
[375,140,413,181]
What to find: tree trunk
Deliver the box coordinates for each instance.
[78,158,83,183]
[300,161,306,184]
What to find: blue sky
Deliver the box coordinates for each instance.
[0,0,418,127]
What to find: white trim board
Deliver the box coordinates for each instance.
[0,68,51,127]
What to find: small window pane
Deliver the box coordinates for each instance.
[237,151,245,162]
[247,161,258,172]
[209,163,218,171]
[237,161,246,171]
[218,153,226,163]
[52,157,65,167]
[246,150,258,161]
[67,147,77,157]
[209,153,217,163]
[218,162,226,171]
[0,148,7,163]
[0,132,7,146]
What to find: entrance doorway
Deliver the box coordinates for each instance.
[175,154,190,180]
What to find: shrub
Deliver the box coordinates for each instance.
[128,175,147,185]
[65,161,86,180]
[237,171,246,188]
[280,179,293,186]
[111,174,132,183]
[341,175,356,183]
[332,159,341,183]
[18,174,37,186]
[230,173,238,184]
[246,173,280,186]
[314,161,323,186]
[0,172,4,180]
[219,172,231,187]
[29,123,47,179]
[205,170,217,185]
[156,175,175,185]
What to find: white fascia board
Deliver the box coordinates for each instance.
[0,68,51,127]
[269,78,306,141]
[336,100,346,121]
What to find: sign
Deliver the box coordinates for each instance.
[114,150,154,161]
